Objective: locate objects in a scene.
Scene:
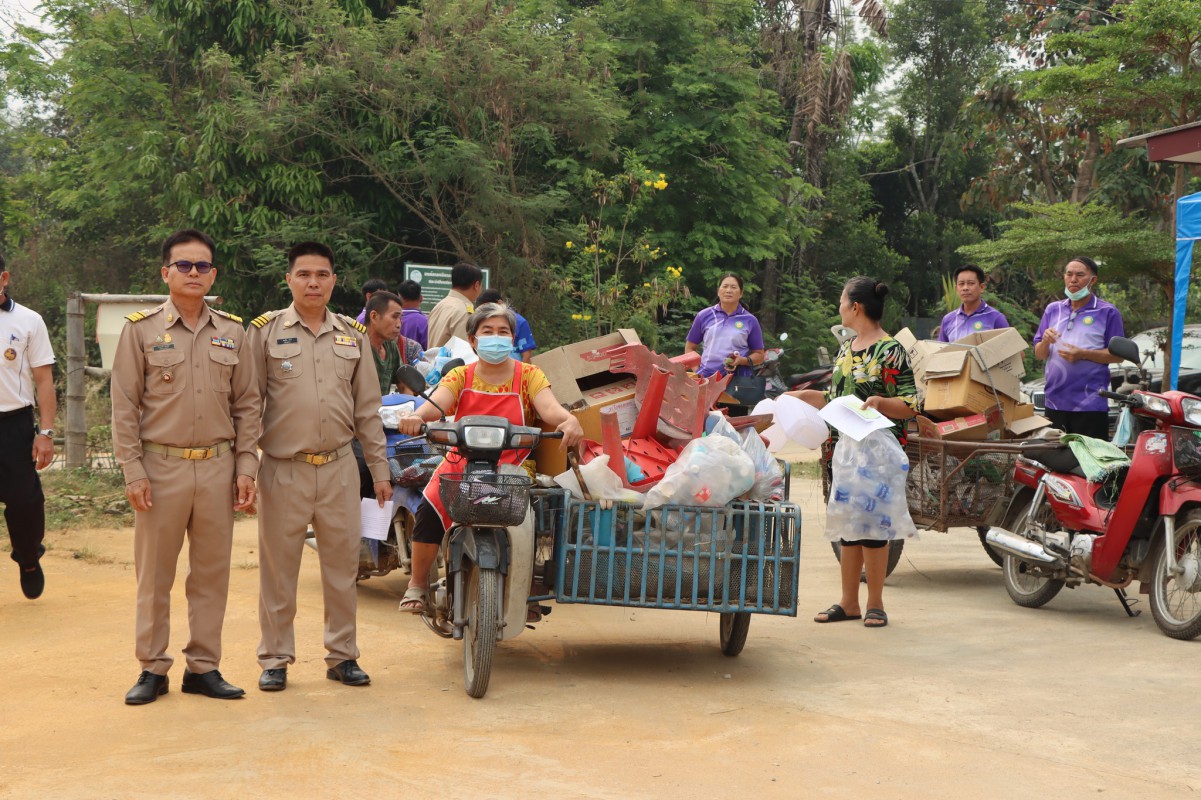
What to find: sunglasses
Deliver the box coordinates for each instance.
[168,260,215,274]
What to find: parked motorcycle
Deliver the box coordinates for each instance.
[986,336,1201,640]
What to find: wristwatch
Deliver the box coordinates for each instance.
[37,428,54,438]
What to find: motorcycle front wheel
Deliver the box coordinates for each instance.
[1149,509,1201,640]
[463,562,502,698]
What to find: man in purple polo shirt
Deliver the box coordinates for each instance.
[397,279,428,350]
[354,278,389,325]
[1033,256,1125,439]
[684,273,765,377]
[937,264,1009,342]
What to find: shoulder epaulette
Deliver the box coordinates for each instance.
[213,308,243,324]
[339,314,367,335]
[249,311,282,329]
[124,307,161,323]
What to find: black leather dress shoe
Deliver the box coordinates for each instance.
[326,659,370,686]
[181,669,245,699]
[125,671,168,705]
[19,562,44,600]
[259,668,287,692]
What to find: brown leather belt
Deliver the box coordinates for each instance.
[292,443,353,466]
[143,440,233,460]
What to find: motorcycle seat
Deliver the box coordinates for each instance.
[1019,442,1085,478]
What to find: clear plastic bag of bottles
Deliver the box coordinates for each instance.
[825,430,918,542]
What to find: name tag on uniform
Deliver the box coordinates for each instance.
[152,344,175,351]
[334,335,358,348]
[276,337,298,345]
[211,336,236,350]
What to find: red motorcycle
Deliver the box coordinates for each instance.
[986,337,1201,640]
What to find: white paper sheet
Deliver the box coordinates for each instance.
[817,395,896,442]
[360,499,395,541]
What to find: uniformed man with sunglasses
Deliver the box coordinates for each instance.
[111,229,260,705]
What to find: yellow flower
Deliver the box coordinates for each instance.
[643,282,651,287]
[583,315,592,321]
[654,180,668,190]
[643,180,652,187]
[565,241,573,249]
[659,173,666,179]
[571,314,582,321]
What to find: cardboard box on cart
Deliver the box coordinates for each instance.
[921,328,1028,421]
[531,329,641,477]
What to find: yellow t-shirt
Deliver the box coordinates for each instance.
[438,362,553,476]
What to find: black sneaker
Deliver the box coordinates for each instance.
[19,562,44,600]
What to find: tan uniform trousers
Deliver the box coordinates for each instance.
[134,448,235,675]
[257,451,361,670]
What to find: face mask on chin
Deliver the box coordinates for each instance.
[476,335,514,364]
[1064,283,1093,302]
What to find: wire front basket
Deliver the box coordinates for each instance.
[439,473,532,526]
[388,444,439,487]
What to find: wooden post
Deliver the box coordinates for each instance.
[66,291,87,470]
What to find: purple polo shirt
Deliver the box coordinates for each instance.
[686,303,764,377]
[1033,295,1124,413]
[937,301,1009,342]
[401,308,429,350]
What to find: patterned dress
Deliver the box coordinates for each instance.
[825,336,918,446]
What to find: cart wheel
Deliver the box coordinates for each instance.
[830,539,904,579]
[719,612,751,656]
[977,526,1004,568]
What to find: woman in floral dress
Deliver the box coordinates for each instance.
[788,277,918,628]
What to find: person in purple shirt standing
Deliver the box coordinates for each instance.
[397,279,428,350]
[1033,256,1125,439]
[685,273,765,377]
[354,278,389,325]
[936,264,1009,342]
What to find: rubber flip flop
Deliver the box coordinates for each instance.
[814,603,861,623]
[864,608,889,628]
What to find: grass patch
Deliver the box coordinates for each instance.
[0,469,133,535]
[234,560,259,570]
[788,460,823,480]
[71,546,116,565]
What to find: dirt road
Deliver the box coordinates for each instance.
[2,478,1197,798]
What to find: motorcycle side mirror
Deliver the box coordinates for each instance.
[1107,336,1140,366]
[395,365,428,395]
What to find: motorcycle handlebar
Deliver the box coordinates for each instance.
[1098,389,1142,407]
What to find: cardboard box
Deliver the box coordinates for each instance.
[948,328,1028,379]
[894,328,943,402]
[531,329,642,476]
[916,408,1003,441]
[1005,404,1053,436]
[923,362,1019,421]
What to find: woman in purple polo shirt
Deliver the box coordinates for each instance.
[1033,256,1125,439]
[684,273,765,377]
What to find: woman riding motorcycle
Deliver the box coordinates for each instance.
[395,302,584,612]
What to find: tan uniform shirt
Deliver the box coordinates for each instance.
[246,304,388,482]
[111,300,260,485]
[426,289,474,349]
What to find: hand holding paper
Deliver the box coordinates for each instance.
[818,395,896,442]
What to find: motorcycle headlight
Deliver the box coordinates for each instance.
[1138,392,1172,418]
[462,425,506,449]
[1183,397,1201,427]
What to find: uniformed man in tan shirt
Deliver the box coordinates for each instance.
[425,261,483,349]
[111,229,259,705]
[247,241,391,692]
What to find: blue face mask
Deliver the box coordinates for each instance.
[476,335,514,364]
[1064,284,1092,302]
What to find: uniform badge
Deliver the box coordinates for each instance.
[973,321,983,331]
[334,334,358,348]
[163,333,172,344]
[210,336,236,350]
[281,360,294,373]
[1083,316,1094,326]
[151,344,175,351]
[166,313,173,323]
[155,335,163,343]
[734,321,744,330]
[3,348,15,361]
[276,337,298,345]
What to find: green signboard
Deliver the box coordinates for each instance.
[404,263,491,313]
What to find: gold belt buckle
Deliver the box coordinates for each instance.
[183,447,212,460]
[308,452,332,466]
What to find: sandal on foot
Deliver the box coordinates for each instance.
[399,586,427,614]
[864,608,888,628]
[814,604,861,623]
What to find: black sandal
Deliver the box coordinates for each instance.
[864,608,889,628]
[814,603,861,623]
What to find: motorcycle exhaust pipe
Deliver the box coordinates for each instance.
[984,527,1065,566]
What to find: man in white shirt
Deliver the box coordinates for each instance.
[0,255,57,599]
[426,262,482,349]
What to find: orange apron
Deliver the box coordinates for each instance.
[423,360,530,530]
